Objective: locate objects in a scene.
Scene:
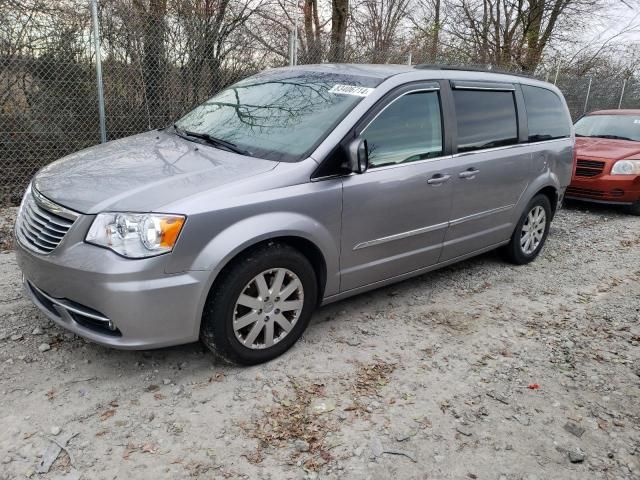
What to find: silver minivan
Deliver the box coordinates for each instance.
[15,64,574,364]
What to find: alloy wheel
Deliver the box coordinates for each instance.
[232,268,304,350]
[520,205,546,255]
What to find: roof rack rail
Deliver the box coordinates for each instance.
[414,64,535,79]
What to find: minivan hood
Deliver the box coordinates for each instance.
[576,137,640,161]
[33,131,278,214]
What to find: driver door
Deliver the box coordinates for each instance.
[339,84,456,292]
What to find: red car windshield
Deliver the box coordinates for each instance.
[575,114,640,142]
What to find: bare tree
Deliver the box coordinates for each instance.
[408,0,442,62]
[352,0,411,63]
[446,0,605,72]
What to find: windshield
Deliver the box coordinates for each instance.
[174,70,382,161]
[575,114,640,142]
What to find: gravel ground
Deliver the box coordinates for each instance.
[0,202,639,480]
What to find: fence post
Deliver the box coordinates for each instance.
[407,52,412,65]
[583,77,592,114]
[288,30,295,66]
[90,0,107,143]
[618,78,627,109]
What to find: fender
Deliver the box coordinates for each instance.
[188,211,340,330]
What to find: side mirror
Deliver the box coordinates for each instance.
[345,137,369,174]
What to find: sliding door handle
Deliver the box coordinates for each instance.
[459,168,480,179]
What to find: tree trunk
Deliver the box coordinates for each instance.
[522,0,544,72]
[480,0,489,64]
[429,0,440,62]
[304,0,322,62]
[142,0,167,125]
[330,0,348,62]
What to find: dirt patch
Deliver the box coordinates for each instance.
[0,207,17,251]
[0,202,639,479]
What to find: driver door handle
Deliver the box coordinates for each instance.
[459,168,480,179]
[427,174,451,185]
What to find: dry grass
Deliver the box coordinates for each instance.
[351,360,396,397]
[343,359,396,416]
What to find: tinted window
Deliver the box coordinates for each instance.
[453,89,518,152]
[522,85,571,141]
[175,71,381,162]
[575,114,640,142]
[362,91,442,168]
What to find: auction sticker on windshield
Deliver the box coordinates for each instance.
[328,84,375,97]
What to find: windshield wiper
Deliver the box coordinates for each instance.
[173,125,251,156]
[589,134,635,141]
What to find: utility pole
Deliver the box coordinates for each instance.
[583,77,592,114]
[618,78,627,109]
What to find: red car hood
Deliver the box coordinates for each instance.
[576,137,640,160]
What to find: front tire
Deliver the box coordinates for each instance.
[626,200,640,216]
[503,194,552,265]
[200,242,318,365]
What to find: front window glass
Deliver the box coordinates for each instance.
[362,90,443,168]
[575,115,640,142]
[175,70,382,162]
[453,89,518,152]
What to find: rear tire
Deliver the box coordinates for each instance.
[503,194,552,265]
[200,242,318,365]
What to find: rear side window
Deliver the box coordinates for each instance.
[522,85,571,142]
[362,90,443,168]
[453,89,518,152]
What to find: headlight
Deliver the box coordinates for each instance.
[611,159,640,175]
[86,212,185,258]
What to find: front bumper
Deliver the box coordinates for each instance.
[16,232,210,350]
[567,174,640,205]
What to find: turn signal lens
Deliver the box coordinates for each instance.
[160,217,184,248]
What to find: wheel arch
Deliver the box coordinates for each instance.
[536,185,559,218]
[191,211,339,338]
[211,235,328,305]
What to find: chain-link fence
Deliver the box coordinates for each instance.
[1,1,639,206]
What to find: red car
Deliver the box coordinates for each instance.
[566,109,640,215]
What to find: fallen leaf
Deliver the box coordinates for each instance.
[141,443,157,454]
[122,443,137,460]
[100,409,116,421]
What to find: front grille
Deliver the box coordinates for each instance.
[566,186,605,197]
[16,188,78,254]
[575,159,605,177]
